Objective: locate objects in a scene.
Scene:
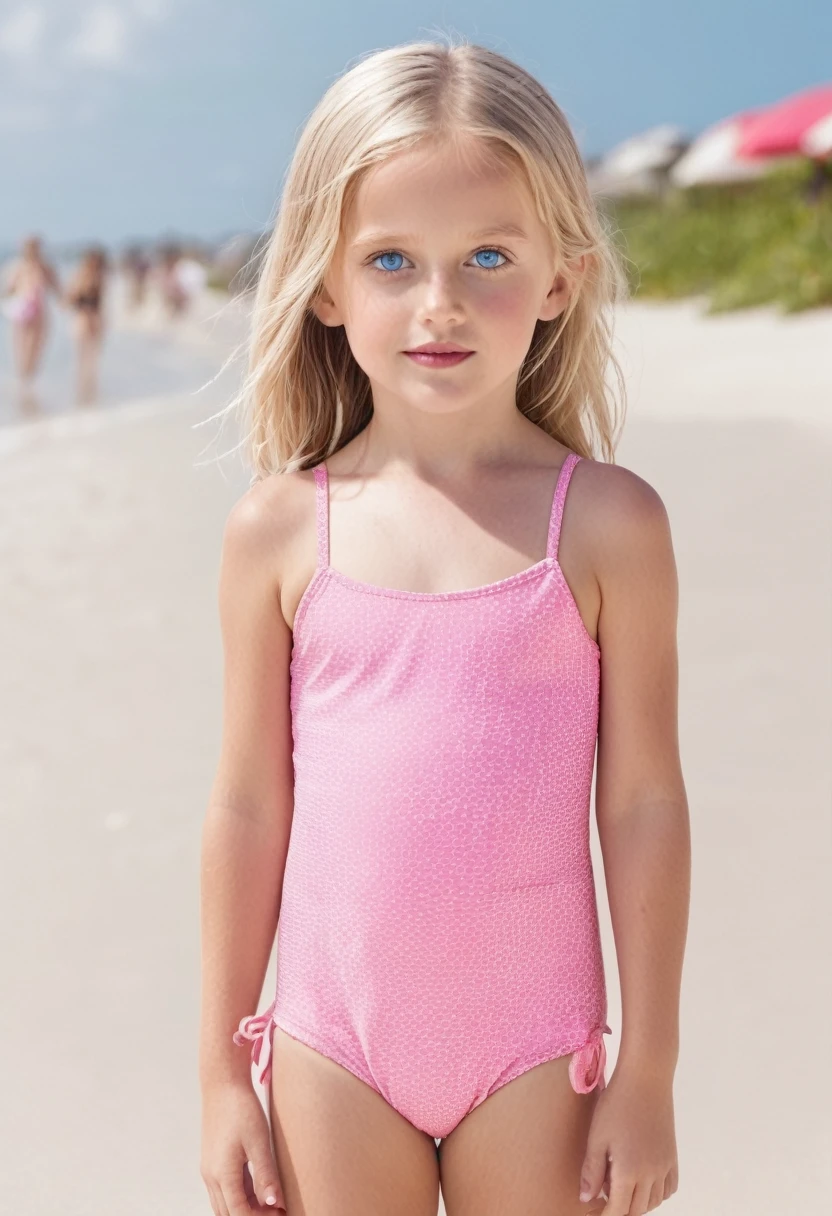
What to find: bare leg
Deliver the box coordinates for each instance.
[439,1052,606,1216]
[269,1025,441,1216]
[77,337,99,403]
[13,319,47,382]
[74,316,102,404]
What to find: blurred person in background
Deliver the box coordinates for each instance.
[175,244,209,306]
[1,234,61,400]
[122,245,152,310]
[65,246,109,404]
[156,244,189,319]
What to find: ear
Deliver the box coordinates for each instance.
[310,277,345,328]
[538,253,587,323]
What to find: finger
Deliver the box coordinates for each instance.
[579,1147,609,1204]
[606,1174,635,1216]
[207,1180,231,1216]
[245,1159,285,1211]
[647,1178,665,1210]
[628,1179,654,1215]
[219,1168,253,1216]
[203,1182,219,1216]
[246,1140,284,1209]
[243,1161,257,1202]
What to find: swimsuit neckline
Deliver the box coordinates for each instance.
[290,556,600,654]
[325,553,553,600]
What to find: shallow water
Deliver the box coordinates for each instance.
[0,273,245,426]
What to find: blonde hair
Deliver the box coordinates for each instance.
[214,36,629,481]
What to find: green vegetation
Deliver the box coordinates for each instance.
[606,160,832,313]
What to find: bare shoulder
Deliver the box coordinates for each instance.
[572,456,675,573]
[223,468,313,558]
[219,467,316,602]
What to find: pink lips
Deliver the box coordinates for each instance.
[404,351,474,368]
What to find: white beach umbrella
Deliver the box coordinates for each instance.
[670,113,773,187]
[587,124,688,196]
[801,111,832,158]
[602,124,689,175]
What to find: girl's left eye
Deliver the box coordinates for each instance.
[369,247,510,275]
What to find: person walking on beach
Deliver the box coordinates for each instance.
[122,245,151,310]
[156,244,189,319]
[199,39,690,1216]
[1,234,61,400]
[175,245,208,306]
[65,246,108,404]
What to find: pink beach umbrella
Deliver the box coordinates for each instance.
[737,84,832,159]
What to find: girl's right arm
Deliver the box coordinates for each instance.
[199,485,296,1215]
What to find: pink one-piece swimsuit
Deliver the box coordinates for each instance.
[234,450,611,1139]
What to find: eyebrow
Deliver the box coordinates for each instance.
[350,222,530,248]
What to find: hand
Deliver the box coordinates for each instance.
[201,1079,286,1214]
[579,1072,679,1214]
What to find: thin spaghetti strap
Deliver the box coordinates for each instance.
[313,462,330,568]
[546,452,582,562]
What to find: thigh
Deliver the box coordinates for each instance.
[16,323,36,361]
[439,1052,606,1216]
[269,1025,441,1216]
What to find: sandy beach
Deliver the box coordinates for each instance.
[0,296,829,1214]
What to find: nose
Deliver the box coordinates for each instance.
[416,268,465,329]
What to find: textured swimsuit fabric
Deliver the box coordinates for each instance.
[233,451,611,1138]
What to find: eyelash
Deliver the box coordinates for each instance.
[367,246,513,276]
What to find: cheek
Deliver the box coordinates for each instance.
[347,283,405,348]
[475,281,535,334]
[340,288,407,375]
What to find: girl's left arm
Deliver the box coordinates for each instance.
[593,469,690,1083]
[581,464,691,1214]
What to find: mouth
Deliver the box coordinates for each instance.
[404,345,475,368]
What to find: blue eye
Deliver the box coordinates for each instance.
[374,251,406,273]
[473,249,504,269]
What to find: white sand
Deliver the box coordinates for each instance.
[0,298,829,1214]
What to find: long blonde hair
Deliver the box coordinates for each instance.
[215,36,629,481]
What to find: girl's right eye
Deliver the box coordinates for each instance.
[370,251,411,274]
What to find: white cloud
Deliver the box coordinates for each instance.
[0,3,175,70]
[66,5,128,67]
[131,0,167,20]
[0,1,182,131]
[0,5,46,58]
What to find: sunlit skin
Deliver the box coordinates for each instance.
[198,132,685,1216]
[311,136,585,464]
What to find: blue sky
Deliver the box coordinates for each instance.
[0,0,829,247]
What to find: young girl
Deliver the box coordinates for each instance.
[199,38,690,1216]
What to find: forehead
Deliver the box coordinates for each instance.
[343,140,540,244]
